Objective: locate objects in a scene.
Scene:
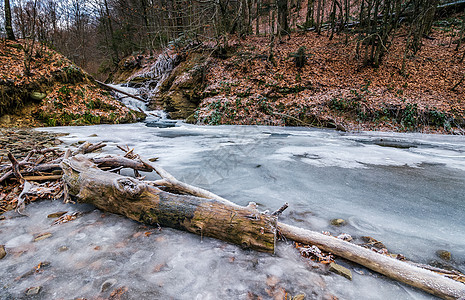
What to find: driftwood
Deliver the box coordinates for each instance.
[61,155,277,253]
[2,142,465,299]
[279,223,465,300]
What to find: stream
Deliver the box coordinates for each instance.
[1,78,465,299]
[0,122,463,299]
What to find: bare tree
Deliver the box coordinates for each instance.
[5,0,15,40]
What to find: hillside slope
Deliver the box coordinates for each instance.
[193,27,464,134]
[0,39,144,128]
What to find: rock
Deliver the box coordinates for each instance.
[293,293,306,300]
[101,278,117,292]
[88,134,98,137]
[330,218,346,226]
[47,211,67,218]
[361,236,386,249]
[145,119,177,128]
[58,246,69,252]
[149,54,208,119]
[0,245,6,259]
[436,250,451,261]
[329,262,352,280]
[25,286,41,296]
[34,232,52,242]
[30,92,46,101]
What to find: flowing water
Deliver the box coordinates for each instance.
[1,78,464,299]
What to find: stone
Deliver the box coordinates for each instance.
[436,250,451,261]
[101,279,117,292]
[58,246,69,252]
[329,262,352,280]
[293,293,306,300]
[145,119,177,128]
[47,211,67,218]
[330,218,346,226]
[25,286,41,296]
[361,236,386,249]
[0,245,6,259]
[30,92,46,101]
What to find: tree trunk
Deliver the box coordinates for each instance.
[61,156,277,253]
[305,0,314,27]
[61,154,465,300]
[5,0,15,40]
[103,0,119,65]
[277,0,289,35]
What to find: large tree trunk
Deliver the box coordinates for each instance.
[61,155,277,253]
[61,154,465,300]
[5,0,15,41]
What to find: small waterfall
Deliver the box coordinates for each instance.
[112,52,179,127]
[134,53,179,101]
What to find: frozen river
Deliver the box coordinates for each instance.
[1,122,464,299]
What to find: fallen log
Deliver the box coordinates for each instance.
[59,148,465,299]
[61,155,277,253]
[278,223,465,300]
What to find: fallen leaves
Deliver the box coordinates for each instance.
[194,25,464,133]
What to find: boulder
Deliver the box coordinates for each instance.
[30,92,46,101]
[329,262,352,280]
[149,54,208,119]
[0,245,6,259]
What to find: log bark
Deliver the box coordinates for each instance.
[61,156,277,253]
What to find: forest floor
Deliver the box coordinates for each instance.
[0,39,144,128]
[192,22,465,134]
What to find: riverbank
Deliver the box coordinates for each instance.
[113,21,464,134]
[0,39,145,128]
[194,27,464,134]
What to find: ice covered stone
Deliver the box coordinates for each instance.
[25,286,41,296]
[329,262,352,280]
[436,250,451,261]
[0,245,6,259]
[331,219,346,226]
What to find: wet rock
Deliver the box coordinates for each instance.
[361,236,386,249]
[436,250,451,261]
[145,119,177,128]
[329,262,352,280]
[47,211,67,218]
[30,92,46,101]
[149,54,209,119]
[101,278,117,292]
[330,219,346,226]
[25,286,41,296]
[58,246,69,252]
[0,245,6,259]
[293,293,306,300]
[34,232,52,242]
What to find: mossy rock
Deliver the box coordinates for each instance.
[30,92,47,101]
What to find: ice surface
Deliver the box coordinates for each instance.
[13,123,464,299]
